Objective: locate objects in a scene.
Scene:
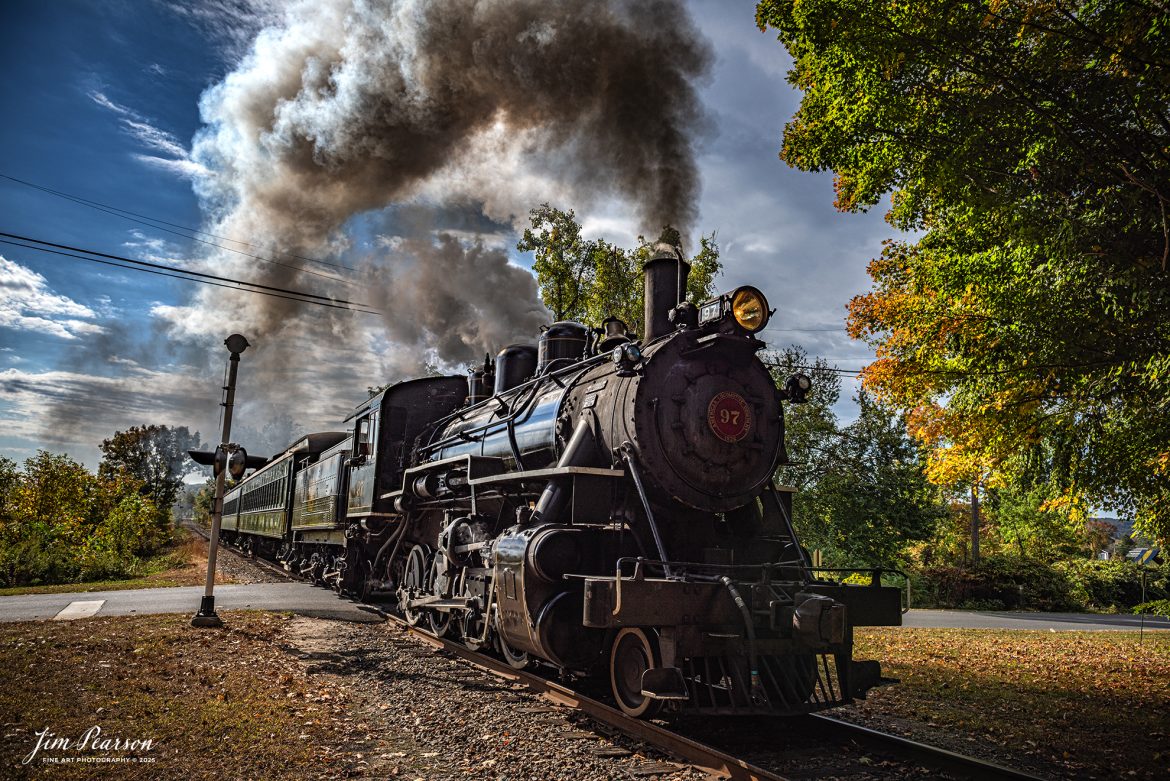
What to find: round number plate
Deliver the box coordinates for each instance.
[707,391,752,443]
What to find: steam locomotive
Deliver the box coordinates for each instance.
[211,245,902,717]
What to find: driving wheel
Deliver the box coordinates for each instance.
[610,627,664,718]
[401,545,429,627]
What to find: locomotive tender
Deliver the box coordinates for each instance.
[215,245,902,717]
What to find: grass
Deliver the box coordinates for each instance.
[0,530,230,597]
[849,628,1170,779]
[0,612,355,780]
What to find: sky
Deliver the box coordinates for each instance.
[0,0,897,472]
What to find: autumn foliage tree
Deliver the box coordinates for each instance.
[0,451,168,586]
[757,0,1170,542]
[99,424,201,513]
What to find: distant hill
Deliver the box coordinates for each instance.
[1091,517,1134,541]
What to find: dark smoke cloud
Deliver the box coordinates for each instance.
[190,0,713,356]
[375,234,549,365]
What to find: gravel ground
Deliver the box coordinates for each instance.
[210,545,289,585]
[182,523,288,585]
[279,616,710,781]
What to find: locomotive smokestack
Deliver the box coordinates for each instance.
[643,243,690,343]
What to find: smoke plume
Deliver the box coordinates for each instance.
[191,0,712,349]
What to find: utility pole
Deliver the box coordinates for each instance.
[970,481,981,566]
[192,334,250,628]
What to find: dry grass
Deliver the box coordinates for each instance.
[848,628,1170,779]
[0,612,358,780]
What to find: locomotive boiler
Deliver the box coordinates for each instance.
[212,244,903,718]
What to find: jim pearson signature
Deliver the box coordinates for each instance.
[23,726,156,765]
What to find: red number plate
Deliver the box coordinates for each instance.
[707,391,752,443]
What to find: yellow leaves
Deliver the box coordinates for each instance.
[1151,452,1170,476]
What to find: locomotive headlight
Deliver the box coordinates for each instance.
[731,287,769,332]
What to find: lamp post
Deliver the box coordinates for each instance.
[192,333,250,628]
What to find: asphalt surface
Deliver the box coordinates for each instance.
[902,608,1170,631]
[0,583,1167,630]
[0,582,386,623]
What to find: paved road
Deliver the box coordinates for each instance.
[0,583,386,623]
[1,584,1167,630]
[904,608,1170,631]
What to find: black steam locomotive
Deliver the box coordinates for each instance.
[212,245,902,717]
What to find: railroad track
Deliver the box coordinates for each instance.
[186,526,1043,780]
[182,522,295,582]
[386,613,1044,781]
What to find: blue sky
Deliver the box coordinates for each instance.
[0,0,895,470]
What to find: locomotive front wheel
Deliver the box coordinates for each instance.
[401,546,429,627]
[610,627,664,719]
[495,628,530,670]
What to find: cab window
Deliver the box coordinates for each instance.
[354,411,379,458]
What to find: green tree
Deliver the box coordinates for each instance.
[0,452,95,586]
[517,204,723,331]
[768,348,944,565]
[99,425,201,513]
[756,0,1170,543]
[0,456,18,524]
[768,346,844,496]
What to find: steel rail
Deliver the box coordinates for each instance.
[806,715,1045,781]
[202,524,1046,780]
[386,614,788,781]
[183,521,295,582]
[387,613,1046,781]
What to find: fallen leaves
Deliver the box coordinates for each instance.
[847,628,1170,779]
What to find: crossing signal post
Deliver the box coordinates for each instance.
[192,334,250,628]
[1138,547,1164,643]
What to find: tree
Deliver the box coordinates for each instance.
[756,0,1170,543]
[517,204,723,331]
[768,347,944,565]
[768,345,845,496]
[99,425,201,513]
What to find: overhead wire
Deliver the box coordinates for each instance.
[0,232,381,315]
[0,172,360,280]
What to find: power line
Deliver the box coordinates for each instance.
[0,172,359,280]
[0,239,368,313]
[0,232,381,315]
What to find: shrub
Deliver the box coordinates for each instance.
[912,556,1169,612]
[0,451,172,588]
[0,527,79,587]
[1055,559,1164,611]
[911,555,1078,611]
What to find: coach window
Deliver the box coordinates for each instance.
[354,411,379,459]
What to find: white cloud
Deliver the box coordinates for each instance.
[121,118,189,158]
[88,90,207,180]
[132,155,210,180]
[0,256,104,340]
[121,229,199,269]
[0,364,212,468]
